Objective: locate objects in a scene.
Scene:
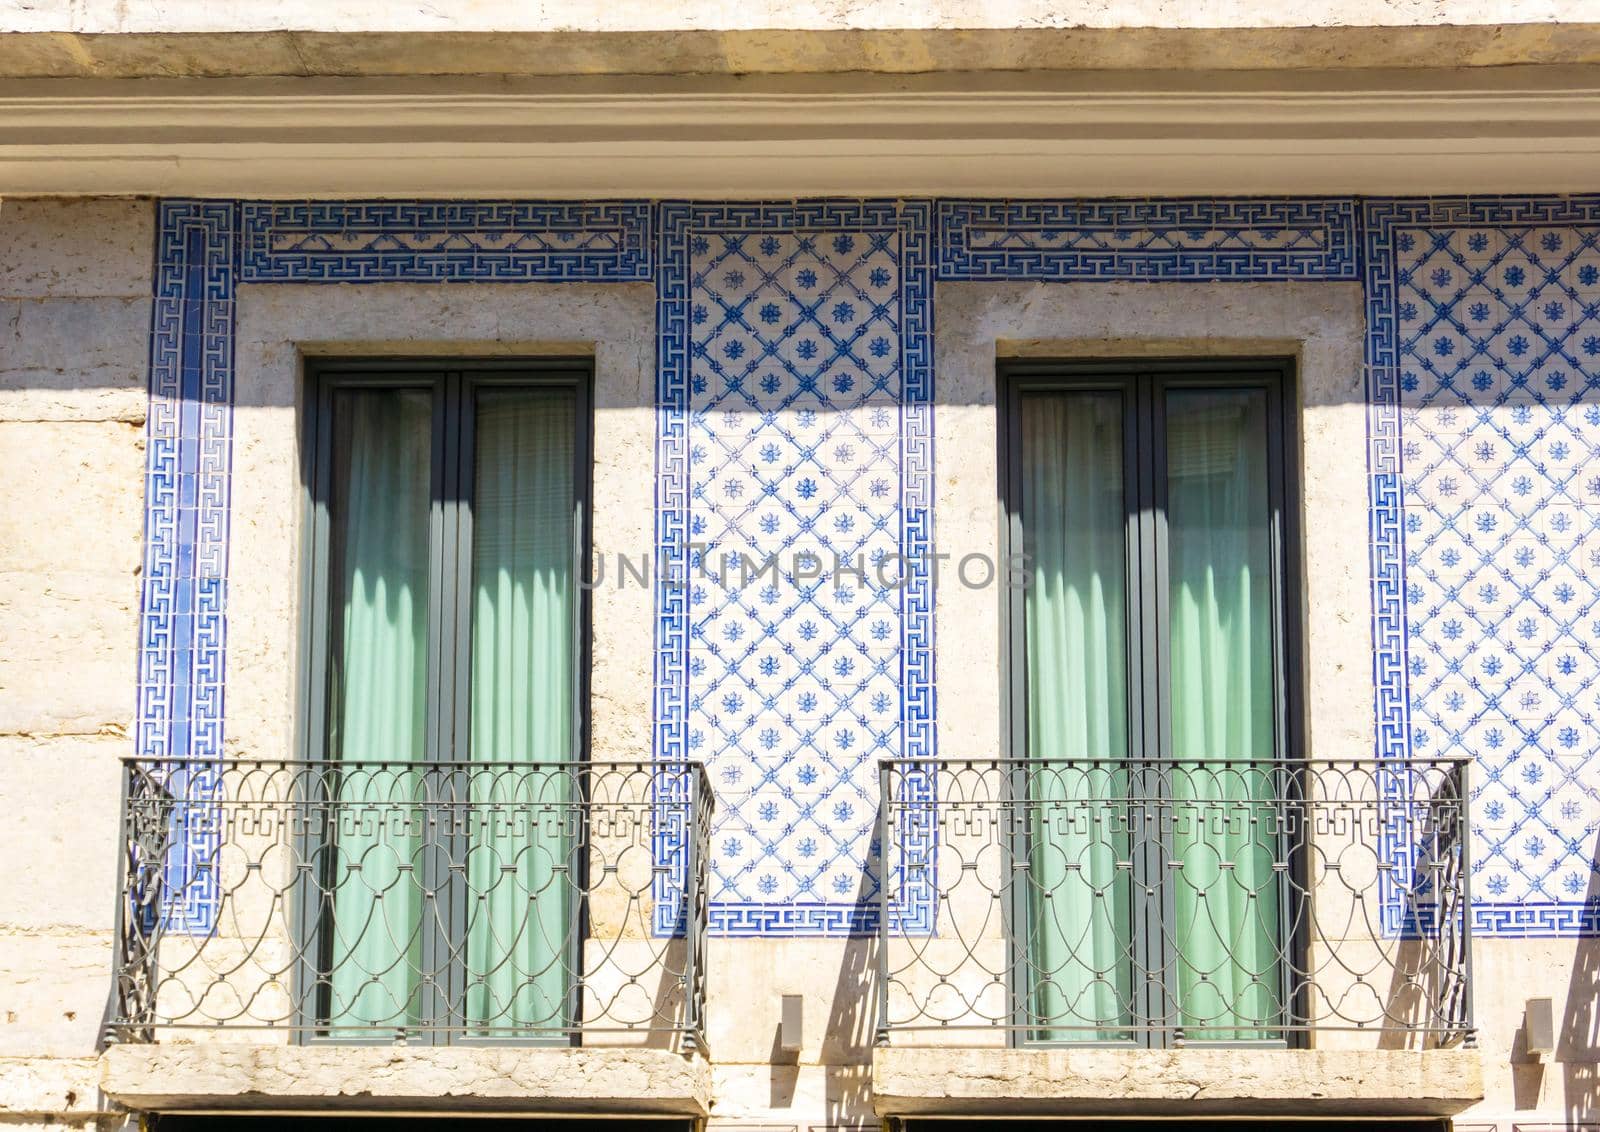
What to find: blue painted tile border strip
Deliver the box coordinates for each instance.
[239,200,653,282]
[139,200,236,930]
[138,198,655,932]
[937,197,1359,281]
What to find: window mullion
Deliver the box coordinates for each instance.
[437,370,476,1043]
[1138,372,1179,1049]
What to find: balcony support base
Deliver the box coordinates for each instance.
[872,1046,1483,1118]
[100,1044,711,1117]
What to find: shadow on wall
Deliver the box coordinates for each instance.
[764,867,875,1128]
[649,936,690,1052]
[1561,826,1600,1123]
[1377,787,1469,1054]
[759,867,877,1120]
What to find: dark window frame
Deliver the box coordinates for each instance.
[997,356,1307,1050]
[293,357,595,1046]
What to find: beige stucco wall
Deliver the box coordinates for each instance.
[6,6,1600,80]
[1,196,1598,1129]
[0,197,151,1126]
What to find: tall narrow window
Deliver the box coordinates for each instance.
[1003,360,1299,1048]
[301,361,589,1044]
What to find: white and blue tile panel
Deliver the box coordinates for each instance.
[140,194,1600,939]
[1365,196,1600,937]
[237,200,653,282]
[655,201,934,934]
[938,197,1358,281]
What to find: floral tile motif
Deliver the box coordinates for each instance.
[1367,197,1600,936]
[654,201,935,936]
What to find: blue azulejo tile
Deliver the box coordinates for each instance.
[654,201,934,936]
[937,197,1358,282]
[1367,195,1600,938]
[238,200,652,282]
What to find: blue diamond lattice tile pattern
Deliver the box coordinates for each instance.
[1365,196,1600,937]
[653,201,936,936]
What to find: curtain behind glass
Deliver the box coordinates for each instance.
[1166,388,1283,1040]
[1021,391,1134,1041]
[324,388,433,1035]
[465,388,578,1035]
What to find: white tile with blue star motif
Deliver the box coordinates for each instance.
[655,202,934,935]
[1383,215,1600,930]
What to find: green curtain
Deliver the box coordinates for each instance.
[465,389,577,1036]
[1166,388,1282,1040]
[324,389,433,1034]
[1021,391,1133,1041]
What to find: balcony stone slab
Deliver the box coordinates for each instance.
[99,1044,711,1116]
[0,1056,104,1118]
[872,1046,1483,1117]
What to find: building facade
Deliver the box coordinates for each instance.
[3,3,1600,1130]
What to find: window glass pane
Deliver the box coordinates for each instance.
[464,386,578,1035]
[1164,386,1283,1041]
[1020,390,1134,1042]
[321,386,434,1034]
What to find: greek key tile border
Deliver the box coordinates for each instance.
[937,197,1359,281]
[139,200,237,930]
[652,200,937,937]
[239,200,653,282]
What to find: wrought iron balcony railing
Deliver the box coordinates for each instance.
[108,757,712,1049]
[875,756,1473,1046]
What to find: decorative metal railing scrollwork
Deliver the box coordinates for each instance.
[108,757,712,1050]
[876,756,1473,1046]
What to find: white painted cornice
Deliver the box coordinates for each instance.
[2,69,1599,197]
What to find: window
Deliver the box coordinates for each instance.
[1000,358,1302,1047]
[298,359,590,1043]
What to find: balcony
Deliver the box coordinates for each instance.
[872,756,1483,1118]
[101,757,712,1116]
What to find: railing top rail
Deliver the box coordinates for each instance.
[122,755,711,777]
[876,755,1472,769]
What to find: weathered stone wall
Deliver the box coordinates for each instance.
[11,0,1597,33]
[0,197,152,1126]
